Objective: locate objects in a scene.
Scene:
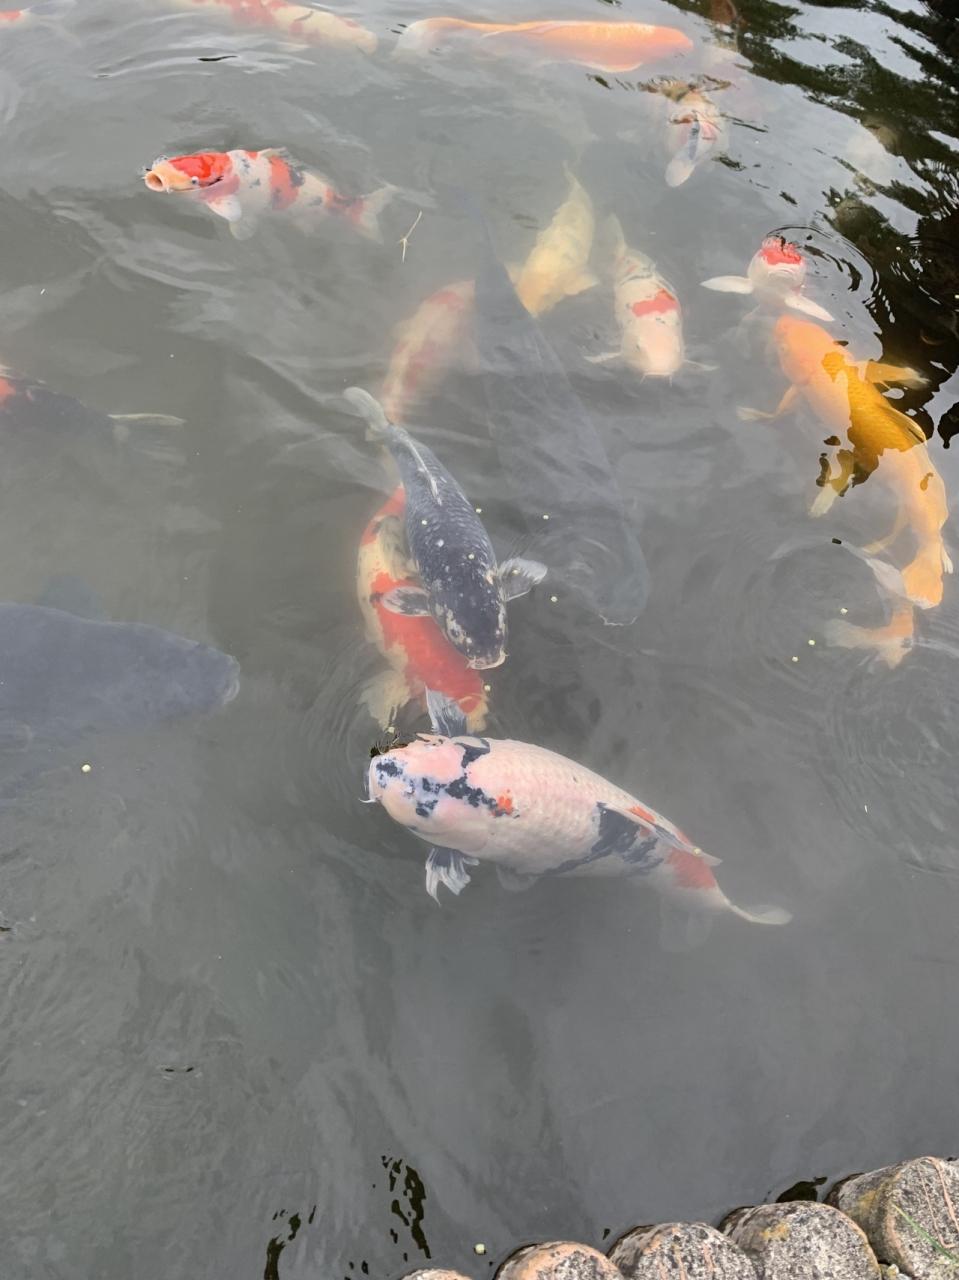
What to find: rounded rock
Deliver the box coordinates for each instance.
[497,1242,624,1280]
[722,1201,881,1279]
[402,1272,474,1280]
[828,1155,959,1279]
[609,1222,757,1278]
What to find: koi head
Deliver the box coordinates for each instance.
[751,235,806,292]
[625,289,684,377]
[368,735,493,852]
[431,578,507,670]
[143,152,233,194]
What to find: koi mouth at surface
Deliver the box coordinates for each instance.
[143,164,224,194]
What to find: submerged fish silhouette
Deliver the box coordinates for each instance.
[0,594,239,753]
[471,214,650,626]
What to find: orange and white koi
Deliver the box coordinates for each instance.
[824,601,915,670]
[165,0,376,52]
[702,235,834,321]
[740,314,952,610]
[513,168,598,318]
[662,83,726,187]
[395,18,693,73]
[380,280,475,424]
[369,691,790,949]
[588,216,684,378]
[143,148,394,241]
[357,489,489,731]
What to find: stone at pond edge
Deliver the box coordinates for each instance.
[496,1241,624,1280]
[722,1200,881,1279]
[608,1222,757,1278]
[401,1271,474,1280]
[828,1155,959,1280]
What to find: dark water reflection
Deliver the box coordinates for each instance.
[0,0,957,1277]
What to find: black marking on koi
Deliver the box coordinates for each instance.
[457,737,491,767]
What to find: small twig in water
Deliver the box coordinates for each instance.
[398,211,422,263]
[894,1204,959,1264]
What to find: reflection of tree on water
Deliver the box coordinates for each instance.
[675,0,959,444]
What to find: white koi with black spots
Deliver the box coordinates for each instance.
[344,389,546,670]
[368,693,791,948]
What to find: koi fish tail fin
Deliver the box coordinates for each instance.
[352,184,398,241]
[343,386,392,439]
[658,900,716,952]
[823,616,914,669]
[901,545,947,609]
[665,152,696,188]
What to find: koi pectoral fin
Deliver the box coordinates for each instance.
[700,274,753,294]
[425,847,478,902]
[496,866,537,892]
[206,193,243,224]
[584,350,620,365]
[498,556,547,601]
[860,360,928,389]
[784,294,835,322]
[425,688,468,737]
[737,384,799,423]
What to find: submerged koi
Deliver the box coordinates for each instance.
[662,83,726,187]
[702,235,835,321]
[165,0,377,52]
[395,18,693,73]
[0,368,183,440]
[357,489,489,730]
[143,148,395,242]
[587,216,684,378]
[740,314,952,609]
[824,600,915,669]
[369,692,790,950]
[513,168,598,318]
[380,280,475,424]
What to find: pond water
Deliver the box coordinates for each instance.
[0,0,957,1276]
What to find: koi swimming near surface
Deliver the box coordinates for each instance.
[143,148,395,242]
[394,18,693,73]
[344,387,546,670]
[164,0,377,52]
[662,83,726,187]
[739,314,952,612]
[357,487,489,731]
[368,691,791,950]
[702,235,835,322]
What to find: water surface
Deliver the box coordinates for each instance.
[0,0,957,1276]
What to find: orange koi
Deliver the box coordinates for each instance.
[740,314,952,609]
[395,18,693,72]
[357,488,489,731]
[144,148,394,242]
[824,601,915,669]
[380,280,475,424]
[166,0,377,52]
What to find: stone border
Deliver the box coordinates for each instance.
[401,1156,959,1280]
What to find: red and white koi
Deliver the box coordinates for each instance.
[143,148,395,242]
[165,0,377,52]
[380,280,475,424]
[357,489,489,731]
[368,692,790,948]
[701,235,835,322]
[588,216,684,379]
[664,84,726,187]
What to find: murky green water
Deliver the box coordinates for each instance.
[0,0,957,1276]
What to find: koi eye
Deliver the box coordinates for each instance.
[191,177,199,186]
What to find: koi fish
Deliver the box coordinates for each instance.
[513,168,598,318]
[702,235,835,321]
[824,601,915,669]
[357,487,489,730]
[740,314,952,609]
[343,387,546,669]
[587,216,684,378]
[395,18,693,73]
[0,368,183,440]
[380,280,475,424]
[663,84,725,187]
[165,0,377,52]
[368,692,790,949]
[143,149,395,242]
